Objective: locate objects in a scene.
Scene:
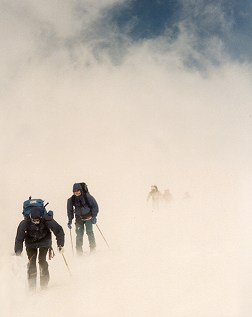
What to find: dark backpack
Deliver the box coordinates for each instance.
[80,182,89,193]
[72,182,91,209]
[22,197,49,219]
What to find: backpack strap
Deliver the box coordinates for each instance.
[83,192,91,209]
[72,192,91,209]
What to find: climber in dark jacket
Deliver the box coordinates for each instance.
[67,182,99,255]
[14,207,65,290]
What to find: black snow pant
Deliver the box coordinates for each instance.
[26,247,49,289]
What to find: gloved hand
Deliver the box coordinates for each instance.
[58,246,64,254]
[91,217,97,225]
[67,222,72,229]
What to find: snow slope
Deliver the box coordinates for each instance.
[1,193,243,317]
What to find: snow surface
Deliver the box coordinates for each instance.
[1,193,245,317]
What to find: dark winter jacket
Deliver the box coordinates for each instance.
[67,192,99,223]
[14,214,64,255]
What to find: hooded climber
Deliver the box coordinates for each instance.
[14,205,65,290]
[67,182,99,255]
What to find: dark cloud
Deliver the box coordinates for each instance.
[2,0,251,73]
[106,0,180,40]
[94,0,252,66]
[179,0,252,63]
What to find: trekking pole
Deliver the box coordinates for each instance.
[69,229,74,256]
[96,224,110,248]
[61,253,72,276]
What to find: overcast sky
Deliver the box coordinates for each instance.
[1,0,251,196]
[1,1,252,316]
